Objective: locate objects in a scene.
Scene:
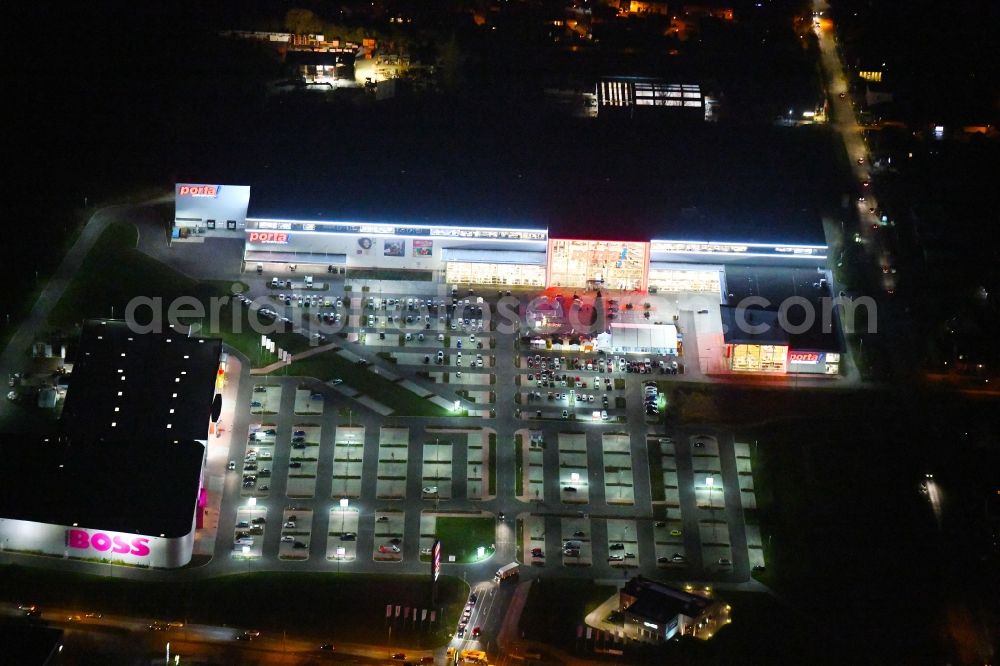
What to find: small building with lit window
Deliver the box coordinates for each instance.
[619,577,730,642]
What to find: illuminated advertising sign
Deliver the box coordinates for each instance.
[431,539,441,582]
[66,528,151,557]
[248,231,289,244]
[384,240,405,257]
[547,239,649,290]
[788,351,822,364]
[177,184,219,198]
[250,219,547,241]
[651,240,827,258]
[413,239,433,256]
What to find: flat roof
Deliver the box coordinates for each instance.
[610,322,678,351]
[622,577,714,624]
[0,436,204,538]
[720,306,789,345]
[62,320,222,443]
[723,265,842,351]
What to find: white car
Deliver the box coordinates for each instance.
[281,535,294,543]
[283,521,296,529]
[422,486,439,495]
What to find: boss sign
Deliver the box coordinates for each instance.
[67,528,152,557]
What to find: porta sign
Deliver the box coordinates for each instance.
[177,184,220,198]
[788,351,822,364]
[248,231,289,244]
[67,528,151,557]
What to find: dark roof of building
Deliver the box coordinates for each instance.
[622,577,714,624]
[722,265,843,351]
[720,305,788,345]
[0,624,63,665]
[0,436,204,538]
[62,320,222,443]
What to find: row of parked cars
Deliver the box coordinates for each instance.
[644,381,661,416]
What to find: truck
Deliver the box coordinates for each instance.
[494,562,519,583]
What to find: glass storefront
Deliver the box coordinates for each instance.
[547,239,648,290]
[648,268,721,294]
[728,344,788,373]
[445,261,545,286]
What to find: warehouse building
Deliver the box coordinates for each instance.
[0,436,206,569]
[0,320,228,568]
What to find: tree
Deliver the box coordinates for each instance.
[437,35,466,91]
[284,8,325,35]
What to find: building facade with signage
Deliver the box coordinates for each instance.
[0,320,231,569]
[0,437,206,569]
[243,217,550,286]
[239,214,832,293]
[719,305,841,375]
[173,183,251,239]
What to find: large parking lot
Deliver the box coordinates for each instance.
[219,286,761,585]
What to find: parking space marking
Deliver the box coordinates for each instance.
[466,432,485,500]
[286,424,318,499]
[376,427,409,500]
[278,507,313,560]
[560,516,592,567]
[332,425,365,498]
[602,432,634,505]
[293,387,324,415]
[241,424,276,498]
[422,439,453,500]
[232,506,268,559]
[250,384,282,415]
[522,513,546,566]
[606,518,639,569]
[327,506,359,562]
[369,509,404,563]
[557,432,589,504]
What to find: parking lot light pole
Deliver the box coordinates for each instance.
[706,476,718,542]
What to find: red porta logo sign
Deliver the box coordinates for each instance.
[177,184,219,197]
[789,352,821,364]
[67,529,151,557]
[248,231,289,244]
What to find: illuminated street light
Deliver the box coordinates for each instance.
[248,497,257,508]
[339,498,349,509]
